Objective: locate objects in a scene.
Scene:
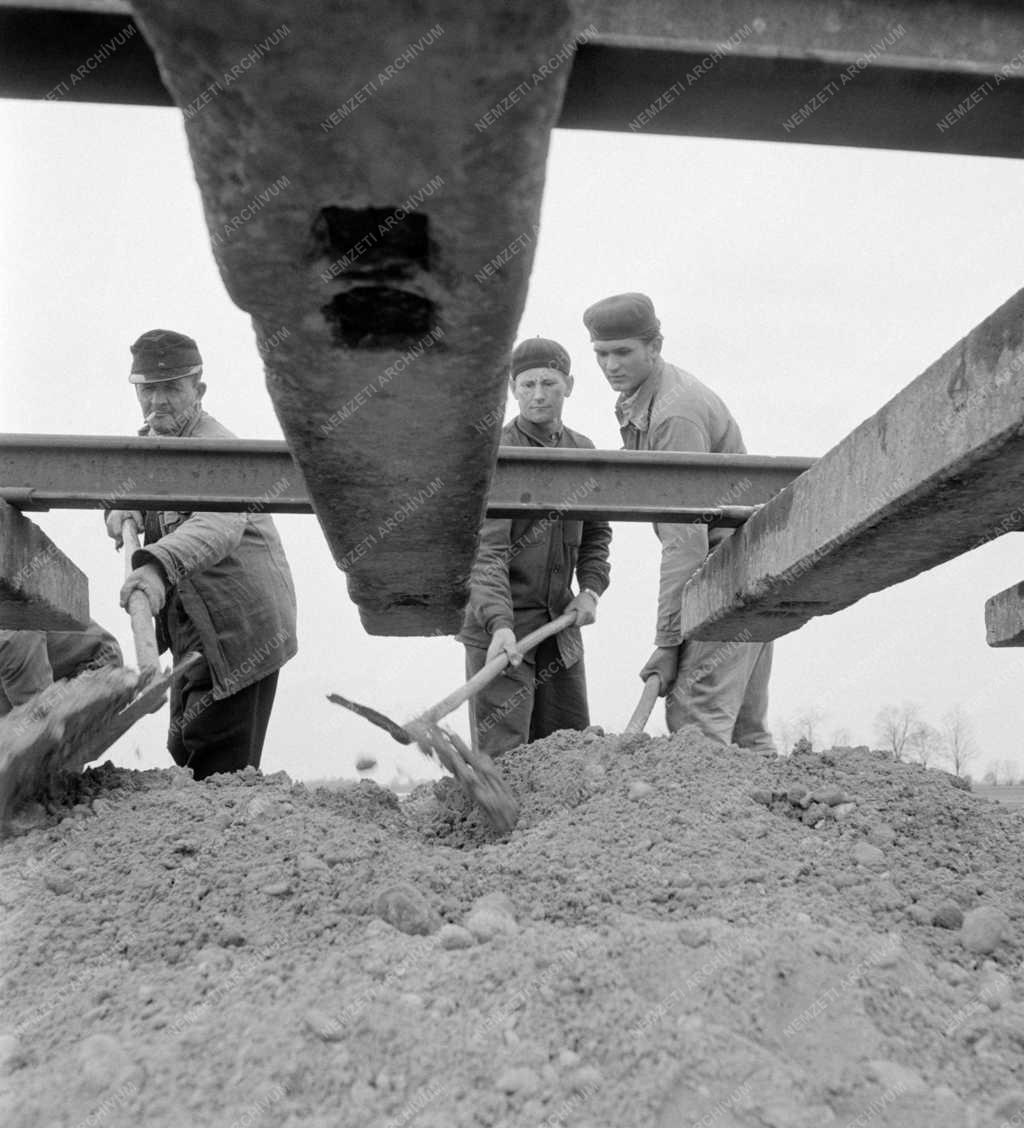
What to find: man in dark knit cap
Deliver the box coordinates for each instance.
[459,337,611,756]
[583,293,775,753]
[105,329,298,779]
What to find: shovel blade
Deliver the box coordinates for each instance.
[407,721,519,835]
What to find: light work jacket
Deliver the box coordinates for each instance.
[617,360,746,648]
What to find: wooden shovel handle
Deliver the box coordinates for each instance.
[122,517,161,678]
[624,675,662,735]
[414,610,578,727]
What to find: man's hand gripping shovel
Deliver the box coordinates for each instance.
[116,517,200,727]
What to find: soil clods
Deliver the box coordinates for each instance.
[1,732,1022,1128]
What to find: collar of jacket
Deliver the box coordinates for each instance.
[615,360,665,432]
[513,414,563,445]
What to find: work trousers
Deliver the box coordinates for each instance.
[464,634,589,757]
[167,654,279,781]
[665,639,776,754]
[0,625,123,715]
[165,604,278,780]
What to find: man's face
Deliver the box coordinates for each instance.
[512,366,573,426]
[135,375,205,436]
[592,337,660,397]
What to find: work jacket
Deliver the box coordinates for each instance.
[617,360,746,648]
[131,410,298,699]
[459,416,611,667]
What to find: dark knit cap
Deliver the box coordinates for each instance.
[510,337,571,380]
[582,293,661,342]
[129,329,203,384]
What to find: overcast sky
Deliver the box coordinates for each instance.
[3,99,1023,783]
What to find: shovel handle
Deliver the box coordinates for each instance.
[326,693,413,745]
[122,517,161,678]
[624,675,662,735]
[415,610,578,727]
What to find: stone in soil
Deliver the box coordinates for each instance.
[851,841,887,869]
[932,902,964,930]
[960,906,1011,954]
[374,882,442,936]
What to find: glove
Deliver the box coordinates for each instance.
[639,645,681,697]
[120,563,167,615]
[564,589,598,627]
[486,626,522,668]
[105,510,145,550]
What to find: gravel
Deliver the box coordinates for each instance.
[1,737,1023,1127]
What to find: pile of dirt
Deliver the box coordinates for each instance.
[2,731,1023,1128]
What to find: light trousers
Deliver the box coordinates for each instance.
[665,639,776,753]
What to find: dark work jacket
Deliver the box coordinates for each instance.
[458,416,611,667]
[131,410,298,700]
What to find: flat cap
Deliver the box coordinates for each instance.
[582,293,661,341]
[129,329,203,384]
[510,336,571,380]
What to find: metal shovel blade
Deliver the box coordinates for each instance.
[405,720,519,835]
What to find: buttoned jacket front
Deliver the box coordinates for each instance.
[459,416,611,667]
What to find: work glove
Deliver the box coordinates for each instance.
[120,563,167,616]
[105,509,145,549]
[639,645,681,697]
[486,626,522,668]
[564,589,598,628]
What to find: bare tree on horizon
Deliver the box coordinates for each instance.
[909,720,942,768]
[942,705,978,778]
[874,702,920,762]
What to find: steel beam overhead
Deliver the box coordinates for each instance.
[678,286,1024,642]
[0,436,813,525]
[481,448,812,524]
[566,0,1024,157]
[4,1,1024,157]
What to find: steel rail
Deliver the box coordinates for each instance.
[0,434,814,524]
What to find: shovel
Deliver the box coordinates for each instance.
[117,516,201,718]
[624,675,661,735]
[52,517,202,751]
[0,518,200,832]
[121,517,162,686]
[328,611,577,833]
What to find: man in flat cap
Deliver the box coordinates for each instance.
[105,329,298,779]
[459,337,611,756]
[583,293,775,753]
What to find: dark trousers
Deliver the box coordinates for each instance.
[167,653,279,780]
[164,598,278,780]
[464,634,589,757]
